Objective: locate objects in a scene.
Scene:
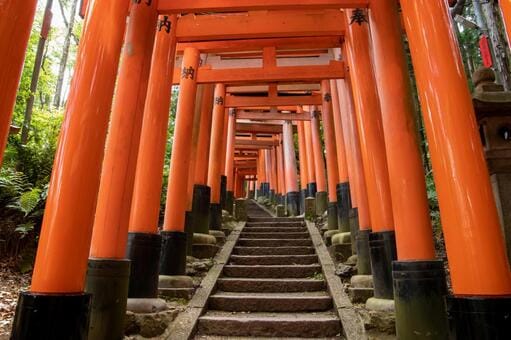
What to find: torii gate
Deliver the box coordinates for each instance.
[2,1,511,339]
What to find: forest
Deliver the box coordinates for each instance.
[0,0,508,274]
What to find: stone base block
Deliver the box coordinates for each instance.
[209,230,226,244]
[276,204,286,217]
[366,297,395,312]
[323,230,341,246]
[348,287,374,304]
[158,275,193,289]
[126,298,168,314]
[192,244,220,259]
[351,274,374,288]
[193,233,217,245]
[158,287,194,300]
[332,232,351,245]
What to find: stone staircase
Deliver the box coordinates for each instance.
[195,201,343,339]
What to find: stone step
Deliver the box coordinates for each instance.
[233,246,315,256]
[240,232,310,239]
[209,291,333,312]
[229,254,318,265]
[238,238,312,247]
[198,311,342,338]
[248,217,304,222]
[223,264,322,278]
[195,336,343,340]
[246,221,304,228]
[217,277,326,293]
[243,227,306,233]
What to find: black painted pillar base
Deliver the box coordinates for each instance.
[11,292,91,340]
[356,229,372,275]
[220,175,227,210]
[191,184,211,234]
[327,202,338,230]
[248,190,255,199]
[270,189,276,203]
[256,189,262,199]
[209,203,222,230]
[393,260,449,340]
[336,182,351,233]
[126,232,161,298]
[184,211,193,256]
[86,259,130,340]
[307,182,317,198]
[276,194,283,205]
[226,191,234,214]
[160,231,187,276]
[261,182,270,197]
[286,191,300,216]
[349,208,359,254]
[369,230,397,299]
[446,295,511,340]
[300,189,307,214]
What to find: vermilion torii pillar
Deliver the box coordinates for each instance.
[160,47,200,276]
[258,149,269,197]
[224,109,237,214]
[11,1,129,338]
[220,109,230,209]
[321,80,340,230]
[369,1,445,337]
[207,84,226,230]
[345,9,396,302]
[330,80,351,234]
[283,120,300,216]
[191,84,214,234]
[303,120,317,198]
[500,1,511,45]
[0,0,38,166]
[336,77,372,274]
[402,0,511,336]
[276,140,286,206]
[297,121,309,212]
[86,2,160,338]
[270,145,278,203]
[310,106,328,215]
[126,14,177,299]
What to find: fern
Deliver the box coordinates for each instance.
[8,188,42,216]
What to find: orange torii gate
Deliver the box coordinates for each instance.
[2,1,511,339]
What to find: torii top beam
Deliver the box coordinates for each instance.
[158,0,369,14]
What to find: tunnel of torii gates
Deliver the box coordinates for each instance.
[2,0,511,339]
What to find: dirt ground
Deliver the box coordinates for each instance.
[0,260,30,338]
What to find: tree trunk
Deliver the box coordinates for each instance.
[21,0,54,145]
[53,0,78,109]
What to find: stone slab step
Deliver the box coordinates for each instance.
[248,217,304,222]
[243,227,306,233]
[223,264,322,278]
[229,254,318,265]
[217,277,326,293]
[246,222,304,228]
[240,232,310,239]
[233,246,315,255]
[195,336,343,340]
[198,311,342,337]
[209,291,332,312]
[238,238,312,247]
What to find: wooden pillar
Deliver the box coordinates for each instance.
[0,0,38,166]
[270,145,278,201]
[283,120,300,215]
[297,121,309,211]
[321,80,340,230]
[310,106,328,215]
[276,138,286,205]
[160,47,200,276]
[401,2,511,335]
[86,2,160,338]
[330,79,352,233]
[127,14,177,296]
[220,108,229,208]
[501,1,511,46]
[345,9,396,300]
[303,120,317,197]
[207,84,226,230]
[11,1,129,338]
[224,109,237,213]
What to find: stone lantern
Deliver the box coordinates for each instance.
[472,67,511,264]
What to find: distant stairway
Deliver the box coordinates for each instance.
[195,201,343,339]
